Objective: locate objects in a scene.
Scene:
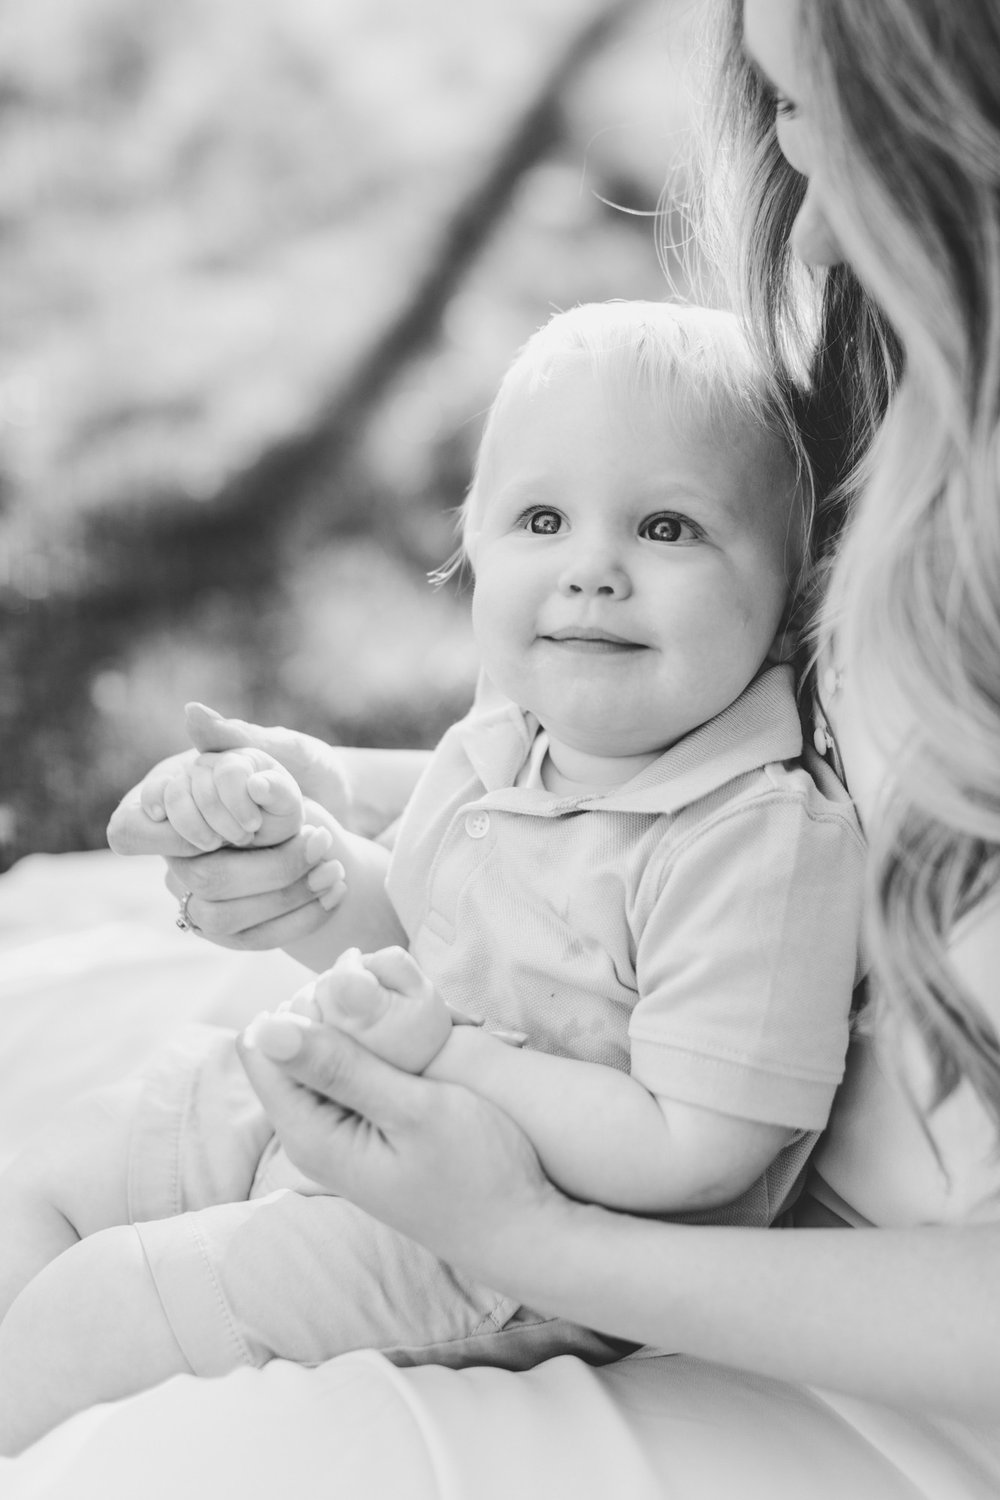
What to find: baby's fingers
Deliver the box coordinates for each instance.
[162,774,226,852]
[246,768,303,819]
[314,949,382,1022]
[139,752,195,823]
[312,948,452,1073]
[139,773,169,823]
[206,751,270,834]
[362,946,435,1001]
[187,759,258,846]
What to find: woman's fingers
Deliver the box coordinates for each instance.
[164,825,325,904]
[238,1019,431,1198]
[163,863,329,949]
[107,787,207,858]
[243,1016,423,1127]
[185,705,352,823]
[162,827,334,943]
[238,1016,557,1285]
[158,818,341,948]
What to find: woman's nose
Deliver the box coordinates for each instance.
[558,545,632,599]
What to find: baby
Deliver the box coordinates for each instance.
[0,303,865,1450]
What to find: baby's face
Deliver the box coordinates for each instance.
[469,360,800,761]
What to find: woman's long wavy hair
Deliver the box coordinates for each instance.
[698,0,1000,1129]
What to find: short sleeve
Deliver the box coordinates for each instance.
[629,791,865,1130]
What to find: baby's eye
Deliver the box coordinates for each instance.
[520,508,563,535]
[639,512,698,544]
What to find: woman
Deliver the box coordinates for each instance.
[7,0,1000,1493]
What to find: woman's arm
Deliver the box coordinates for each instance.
[239,900,1000,1421]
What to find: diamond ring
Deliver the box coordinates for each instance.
[176,890,195,933]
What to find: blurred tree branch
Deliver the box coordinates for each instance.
[79,0,646,612]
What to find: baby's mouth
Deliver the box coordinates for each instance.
[540,627,646,653]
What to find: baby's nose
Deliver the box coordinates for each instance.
[558,548,631,598]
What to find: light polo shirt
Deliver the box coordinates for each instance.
[386,665,866,1223]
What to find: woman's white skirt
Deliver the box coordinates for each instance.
[3,1347,998,1500]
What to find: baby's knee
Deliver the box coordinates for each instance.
[36,1225,146,1320]
[0,1225,184,1453]
[15,1079,140,1234]
[2,1227,136,1376]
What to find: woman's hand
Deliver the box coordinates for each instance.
[238,1013,562,1288]
[106,705,354,860]
[106,705,361,953]
[153,805,346,952]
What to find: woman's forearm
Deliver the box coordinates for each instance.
[239,1000,1000,1420]
[337,748,431,840]
[490,1197,1000,1417]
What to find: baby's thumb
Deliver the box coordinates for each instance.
[246,769,302,816]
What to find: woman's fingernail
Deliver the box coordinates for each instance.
[243,1011,313,1061]
[148,804,167,822]
[304,827,334,863]
[307,859,345,893]
[492,1028,529,1048]
[241,1010,271,1045]
[447,1004,485,1027]
[186,701,221,720]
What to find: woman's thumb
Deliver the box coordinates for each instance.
[241,1013,422,1133]
[185,701,256,751]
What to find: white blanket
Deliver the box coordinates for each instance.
[0,850,303,1172]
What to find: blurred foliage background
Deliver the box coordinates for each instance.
[0,0,702,869]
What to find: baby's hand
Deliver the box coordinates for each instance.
[151,748,305,852]
[288,947,453,1074]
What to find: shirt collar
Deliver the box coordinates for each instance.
[455,664,803,814]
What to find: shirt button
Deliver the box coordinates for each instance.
[464,812,490,839]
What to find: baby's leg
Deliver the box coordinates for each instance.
[0,1223,188,1455]
[0,1023,277,1452]
[0,1078,139,1323]
[132,1190,523,1375]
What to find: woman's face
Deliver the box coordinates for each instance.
[742,0,845,269]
